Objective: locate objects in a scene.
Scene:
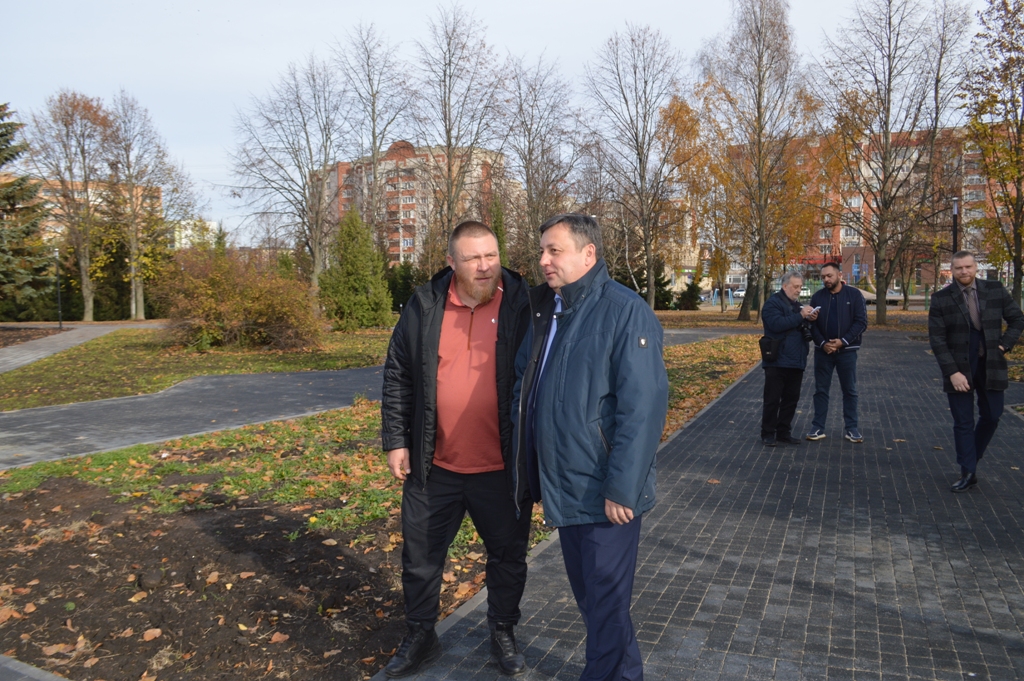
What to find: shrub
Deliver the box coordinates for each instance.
[152,249,322,350]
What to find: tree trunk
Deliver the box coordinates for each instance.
[77,254,94,322]
[645,229,656,310]
[874,249,889,326]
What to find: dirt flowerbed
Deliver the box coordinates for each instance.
[0,327,66,348]
[0,399,546,681]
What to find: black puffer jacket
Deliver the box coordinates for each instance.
[380,267,531,502]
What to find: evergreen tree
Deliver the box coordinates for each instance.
[611,257,674,309]
[385,260,427,312]
[0,103,51,310]
[319,210,393,330]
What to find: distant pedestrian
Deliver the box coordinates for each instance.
[928,251,1023,493]
[380,221,532,677]
[761,271,818,446]
[512,213,668,681]
[806,262,868,443]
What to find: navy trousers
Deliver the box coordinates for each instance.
[559,516,644,681]
[947,332,1004,475]
[811,348,859,431]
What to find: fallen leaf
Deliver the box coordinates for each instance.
[466,552,483,561]
[270,632,289,644]
[205,572,219,585]
[12,588,30,595]
[893,438,907,443]
[140,672,157,681]
[290,504,311,512]
[375,609,385,618]
[442,572,455,583]
[42,643,74,656]
[118,628,134,638]
[26,579,39,586]
[474,573,486,584]
[321,539,338,546]
[126,574,137,582]
[239,572,256,580]
[21,603,36,614]
[455,583,472,597]
[707,479,721,485]
[129,591,148,603]
[51,506,61,513]
[237,623,248,631]
[0,608,18,624]
[297,585,311,593]
[360,656,376,664]
[143,628,162,641]
[83,658,99,668]
[323,649,341,658]
[266,660,273,672]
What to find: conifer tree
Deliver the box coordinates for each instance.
[0,103,51,307]
[319,210,393,330]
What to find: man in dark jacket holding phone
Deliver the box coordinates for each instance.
[761,271,818,446]
[806,262,868,443]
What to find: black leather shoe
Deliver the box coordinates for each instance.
[762,437,777,447]
[385,622,442,678]
[950,473,978,493]
[777,435,802,445]
[490,622,526,676]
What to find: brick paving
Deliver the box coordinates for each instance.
[375,331,1024,680]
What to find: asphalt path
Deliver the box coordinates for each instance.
[0,327,753,471]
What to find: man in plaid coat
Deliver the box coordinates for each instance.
[928,251,1024,492]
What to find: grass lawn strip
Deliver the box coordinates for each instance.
[0,335,759,680]
[0,329,392,412]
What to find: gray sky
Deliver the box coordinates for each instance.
[6,0,983,241]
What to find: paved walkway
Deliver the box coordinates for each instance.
[0,323,163,374]
[373,332,1024,680]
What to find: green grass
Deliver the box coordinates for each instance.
[0,328,392,411]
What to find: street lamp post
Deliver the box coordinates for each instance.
[54,248,63,330]
[952,197,959,253]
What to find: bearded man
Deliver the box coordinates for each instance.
[381,221,533,677]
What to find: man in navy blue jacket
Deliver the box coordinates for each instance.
[513,213,668,681]
[761,271,818,446]
[806,262,869,443]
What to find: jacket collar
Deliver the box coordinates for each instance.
[424,266,525,309]
[559,259,610,310]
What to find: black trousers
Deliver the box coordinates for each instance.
[401,466,532,626]
[947,330,1004,475]
[762,366,804,439]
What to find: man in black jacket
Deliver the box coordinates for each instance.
[928,251,1024,493]
[806,262,868,443]
[380,221,532,677]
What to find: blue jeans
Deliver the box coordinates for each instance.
[812,348,859,431]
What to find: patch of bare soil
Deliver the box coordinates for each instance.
[0,328,66,348]
[0,477,495,681]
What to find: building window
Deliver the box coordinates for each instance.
[965,175,984,186]
[820,244,833,255]
[402,238,414,249]
[820,228,832,240]
[403,182,414,189]
[403,195,416,204]
[845,195,863,209]
[964,189,986,202]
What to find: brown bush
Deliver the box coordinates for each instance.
[152,249,323,350]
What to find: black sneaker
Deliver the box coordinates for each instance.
[490,622,526,676]
[385,622,442,678]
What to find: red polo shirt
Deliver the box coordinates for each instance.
[433,277,504,473]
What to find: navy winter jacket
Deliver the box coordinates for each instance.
[761,290,810,370]
[511,260,669,528]
[809,284,868,350]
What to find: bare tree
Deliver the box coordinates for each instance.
[699,0,812,320]
[504,55,582,280]
[816,0,971,324]
[586,23,687,309]
[411,4,504,271]
[334,22,412,248]
[101,90,191,320]
[26,90,110,321]
[231,54,349,290]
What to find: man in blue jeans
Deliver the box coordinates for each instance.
[806,262,868,443]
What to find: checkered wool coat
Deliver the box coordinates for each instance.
[928,278,1024,393]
